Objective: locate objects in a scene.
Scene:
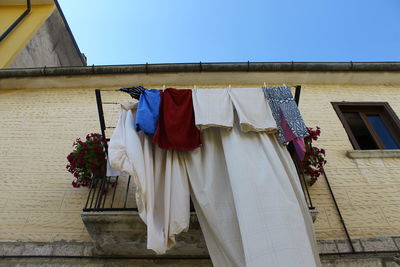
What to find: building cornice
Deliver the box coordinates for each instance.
[1,62,400,78]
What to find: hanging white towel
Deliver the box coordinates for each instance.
[192,88,234,129]
[228,88,277,132]
[108,102,190,254]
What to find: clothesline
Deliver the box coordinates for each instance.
[98,84,301,92]
[97,85,302,105]
[95,86,305,152]
[95,87,305,155]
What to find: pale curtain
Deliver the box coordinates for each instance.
[109,102,190,254]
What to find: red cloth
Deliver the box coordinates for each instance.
[152,88,201,150]
[280,112,306,160]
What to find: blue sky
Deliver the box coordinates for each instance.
[58,0,400,65]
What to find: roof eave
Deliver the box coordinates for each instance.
[1,61,400,78]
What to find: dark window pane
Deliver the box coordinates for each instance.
[343,112,378,149]
[367,115,400,149]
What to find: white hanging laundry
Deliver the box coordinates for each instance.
[192,88,234,130]
[228,87,277,133]
[183,128,246,267]
[188,88,321,267]
[108,102,190,254]
[108,89,321,266]
[218,117,319,266]
[268,133,321,265]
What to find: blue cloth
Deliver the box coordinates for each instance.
[262,86,309,144]
[135,89,161,135]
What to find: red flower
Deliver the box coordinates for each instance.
[301,126,327,184]
[66,133,108,189]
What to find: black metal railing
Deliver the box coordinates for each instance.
[287,144,315,210]
[83,149,315,213]
[83,174,137,212]
[82,89,138,212]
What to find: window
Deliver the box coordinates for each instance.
[332,102,400,150]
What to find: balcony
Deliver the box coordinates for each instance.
[81,174,208,256]
[81,154,317,256]
[81,88,318,256]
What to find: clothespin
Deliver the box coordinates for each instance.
[193,85,197,89]
[263,82,267,87]
[162,85,166,91]
[228,84,232,89]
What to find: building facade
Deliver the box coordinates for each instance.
[0,62,399,266]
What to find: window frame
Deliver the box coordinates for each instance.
[332,102,400,150]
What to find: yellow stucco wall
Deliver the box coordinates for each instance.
[0,74,399,243]
[0,4,55,68]
[300,84,400,240]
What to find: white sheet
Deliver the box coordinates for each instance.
[192,88,234,129]
[182,121,320,266]
[182,128,246,267]
[187,88,321,266]
[108,102,190,254]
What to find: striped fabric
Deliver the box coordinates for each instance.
[120,86,147,100]
[262,86,309,144]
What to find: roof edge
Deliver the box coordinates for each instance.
[1,61,400,78]
[53,0,86,66]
